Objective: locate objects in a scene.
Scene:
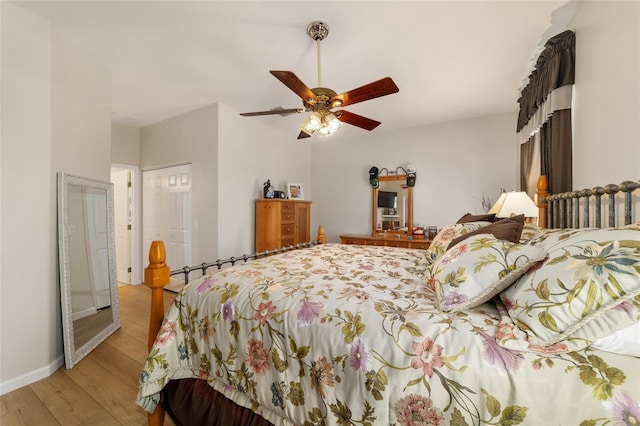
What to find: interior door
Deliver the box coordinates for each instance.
[142,164,192,271]
[112,169,131,284]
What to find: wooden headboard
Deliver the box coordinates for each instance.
[536,175,640,229]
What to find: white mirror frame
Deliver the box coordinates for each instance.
[57,172,120,369]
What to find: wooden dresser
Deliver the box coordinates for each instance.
[255,199,311,251]
[340,234,430,250]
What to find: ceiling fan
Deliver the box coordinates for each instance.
[240,21,399,139]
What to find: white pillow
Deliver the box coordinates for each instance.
[591,322,640,357]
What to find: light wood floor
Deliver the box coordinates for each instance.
[0,285,177,425]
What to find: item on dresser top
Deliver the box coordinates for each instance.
[263,179,273,198]
[287,183,303,199]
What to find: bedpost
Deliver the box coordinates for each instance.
[317,224,326,244]
[536,175,550,228]
[144,240,170,426]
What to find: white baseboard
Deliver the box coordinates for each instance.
[0,356,64,395]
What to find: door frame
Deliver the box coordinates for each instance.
[111,163,142,285]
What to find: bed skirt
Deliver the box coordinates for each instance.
[164,378,274,426]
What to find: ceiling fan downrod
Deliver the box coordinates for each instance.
[307,21,329,88]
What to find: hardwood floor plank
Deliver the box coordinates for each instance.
[105,328,149,364]
[29,369,105,425]
[0,386,39,415]
[91,341,144,392]
[0,399,60,425]
[64,345,148,424]
[78,410,122,426]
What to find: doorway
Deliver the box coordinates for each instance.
[110,164,141,285]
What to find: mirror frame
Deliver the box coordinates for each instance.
[371,175,413,236]
[57,172,120,368]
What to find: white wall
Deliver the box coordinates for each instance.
[571,1,640,189]
[111,123,141,166]
[311,112,517,242]
[217,104,311,257]
[1,2,111,393]
[140,104,219,265]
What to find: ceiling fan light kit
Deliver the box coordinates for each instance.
[240,21,399,139]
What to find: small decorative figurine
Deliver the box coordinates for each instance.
[263,180,274,198]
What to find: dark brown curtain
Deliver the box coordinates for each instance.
[520,136,537,197]
[518,30,575,194]
[541,109,572,194]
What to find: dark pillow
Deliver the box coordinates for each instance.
[456,212,496,224]
[447,214,525,249]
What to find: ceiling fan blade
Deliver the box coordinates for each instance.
[333,77,399,107]
[336,110,381,131]
[270,71,315,101]
[240,107,304,117]
[297,130,312,139]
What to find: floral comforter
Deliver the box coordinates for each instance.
[136,244,639,425]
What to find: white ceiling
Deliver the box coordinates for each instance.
[13,0,576,139]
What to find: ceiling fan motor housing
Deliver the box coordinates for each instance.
[307,21,329,41]
[304,87,342,111]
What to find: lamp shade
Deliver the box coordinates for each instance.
[488,191,538,218]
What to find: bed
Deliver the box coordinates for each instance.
[136,176,640,425]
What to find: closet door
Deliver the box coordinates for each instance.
[142,164,192,271]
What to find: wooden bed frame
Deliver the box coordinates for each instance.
[142,175,638,425]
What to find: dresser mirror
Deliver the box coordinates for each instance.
[371,175,413,236]
[57,172,120,368]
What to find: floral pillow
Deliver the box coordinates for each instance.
[519,223,547,245]
[431,234,547,312]
[499,228,640,352]
[424,221,491,265]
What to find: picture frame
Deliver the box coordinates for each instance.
[287,183,303,200]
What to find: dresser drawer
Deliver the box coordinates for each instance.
[385,240,409,248]
[406,240,430,250]
[339,234,429,251]
[281,223,295,237]
[281,202,295,213]
[281,211,295,223]
[341,237,366,245]
[280,237,295,247]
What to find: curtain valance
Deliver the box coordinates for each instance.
[517,30,575,133]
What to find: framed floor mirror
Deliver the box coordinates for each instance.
[57,172,120,368]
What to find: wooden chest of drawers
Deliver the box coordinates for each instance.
[255,199,311,252]
[340,234,430,250]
